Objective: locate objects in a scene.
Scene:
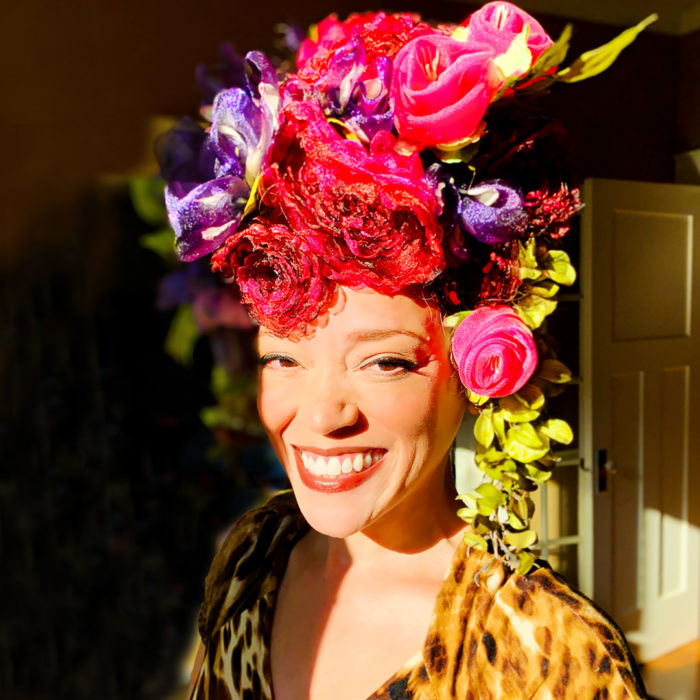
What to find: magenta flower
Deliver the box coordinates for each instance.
[459,2,553,77]
[392,33,503,151]
[452,306,537,397]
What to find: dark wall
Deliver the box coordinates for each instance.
[2,2,695,698]
[3,2,692,270]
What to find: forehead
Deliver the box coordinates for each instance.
[258,287,444,346]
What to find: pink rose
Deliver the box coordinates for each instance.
[460,2,553,75]
[392,33,503,151]
[452,305,537,397]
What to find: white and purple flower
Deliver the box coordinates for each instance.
[157,52,280,262]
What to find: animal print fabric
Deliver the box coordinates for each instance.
[193,492,646,699]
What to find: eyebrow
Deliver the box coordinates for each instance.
[347,329,427,343]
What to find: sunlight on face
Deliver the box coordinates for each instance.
[257,287,467,539]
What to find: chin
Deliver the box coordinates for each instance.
[286,448,394,537]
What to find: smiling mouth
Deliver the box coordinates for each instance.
[293,447,387,492]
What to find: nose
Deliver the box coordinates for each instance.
[298,372,361,436]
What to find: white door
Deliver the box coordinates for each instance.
[581,178,700,662]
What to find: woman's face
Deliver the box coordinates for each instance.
[257,287,466,539]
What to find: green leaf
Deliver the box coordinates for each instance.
[539,418,574,445]
[492,409,507,445]
[474,410,495,448]
[524,462,555,483]
[504,424,550,462]
[526,279,560,298]
[545,250,577,285]
[475,445,505,464]
[515,294,558,329]
[504,529,538,549]
[516,550,537,575]
[462,531,488,551]
[443,310,471,329]
[556,14,658,84]
[508,509,527,530]
[513,495,535,522]
[518,238,538,269]
[479,461,508,482]
[130,176,168,226]
[467,389,490,406]
[538,359,572,384]
[164,304,200,365]
[516,384,545,411]
[140,228,176,260]
[476,482,506,513]
[500,395,540,423]
[530,24,573,76]
[456,507,478,524]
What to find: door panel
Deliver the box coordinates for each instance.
[582,178,700,662]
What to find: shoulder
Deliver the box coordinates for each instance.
[423,548,647,698]
[197,491,308,642]
[491,563,646,697]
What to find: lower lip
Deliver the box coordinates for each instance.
[295,451,386,493]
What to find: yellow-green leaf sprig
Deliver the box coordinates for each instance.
[458,371,574,574]
[457,233,577,575]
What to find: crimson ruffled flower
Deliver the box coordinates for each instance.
[524,184,582,239]
[479,242,521,304]
[211,222,332,337]
[297,11,430,82]
[260,101,445,292]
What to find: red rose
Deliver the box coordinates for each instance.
[211,221,332,337]
[459,2,553,76]
[260,101,445,292]
[393,33,503,151]
[452,305,537,397]
[297,11,430,82]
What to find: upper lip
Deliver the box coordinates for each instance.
[293,445,385,457]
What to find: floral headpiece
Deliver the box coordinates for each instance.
[157,3,654,572]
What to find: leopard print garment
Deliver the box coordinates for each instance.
[193,492,646,699]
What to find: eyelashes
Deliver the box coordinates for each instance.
[258,353,298,368]
[365,356,418,373]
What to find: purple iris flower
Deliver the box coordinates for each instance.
[196,42,247,104]
[460,180,527,245]
[211,51,280,184]
[314,40,394,142]
[157,52,279,262]
[156,261,253,331]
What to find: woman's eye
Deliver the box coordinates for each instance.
[258,353,298,369]
[365,356,417,374]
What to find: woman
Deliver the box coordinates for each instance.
[158,4,652,697]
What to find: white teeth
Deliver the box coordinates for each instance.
[300,450,384,477]
[327,456,341,476]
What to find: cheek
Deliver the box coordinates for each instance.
[366,378,460,447]
[257,376,294,436]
